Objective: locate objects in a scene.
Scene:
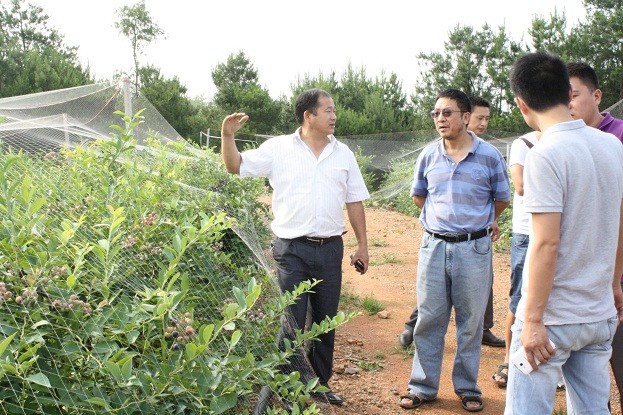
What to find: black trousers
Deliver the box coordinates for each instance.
[272,236,343,386]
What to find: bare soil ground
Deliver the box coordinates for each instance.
[319,207,622,415]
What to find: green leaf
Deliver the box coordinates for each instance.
[57,341,81,356]
[110,216,125,233]
[0,332,16,356]
[21,175,33,204]
[26,372,51,388]
[86,397,110,408]
[201,324,214,344]
[233,286,246,307]
[28,197,46,216]
[163,246,175,261]
[1,363,18,375]
[92,340,118,355]
[126,330,139,344]
[121,357,132,380]
[66,273,77,289]
[32,320,50,329]
[184,343,197,360]
[155,302,167,317]
[104,361,122,381]
[172,233,182,253]
[209,392,237,414]
[230,330,242,349]
[59,229,75,244]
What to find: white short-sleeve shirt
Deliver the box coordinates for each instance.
[239,128,370,239]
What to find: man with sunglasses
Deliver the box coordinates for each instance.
[399,89,510,412]
[398,96,505,350]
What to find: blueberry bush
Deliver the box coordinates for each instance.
[0,111,347,414]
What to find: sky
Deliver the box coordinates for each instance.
[30,0,587,101]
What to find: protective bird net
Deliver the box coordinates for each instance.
[0,80,325,414]
[0,79,622,415]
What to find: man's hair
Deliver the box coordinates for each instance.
[567,62,599,92]
[469,96,490,109]
[294,88,332,125]
[436,89,472,113]
[509,50,571,111]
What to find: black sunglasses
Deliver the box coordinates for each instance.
[430,108,466,119]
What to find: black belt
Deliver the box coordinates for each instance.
[292,235,342,246]
[425,227,491,242]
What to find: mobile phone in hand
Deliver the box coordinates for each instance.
[354,259,364,273]
[511,339,556,375]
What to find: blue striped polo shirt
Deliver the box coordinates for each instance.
[410,133,510,234]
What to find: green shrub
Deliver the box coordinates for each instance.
[0,110,347,414]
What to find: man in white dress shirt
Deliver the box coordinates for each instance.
[220,88,370,406]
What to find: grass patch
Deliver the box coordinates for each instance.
[370,238,389,247]
[370,253,402,266]
[357,360,384,372]
[362,294,385,314]
[392,344,414,358]
[344,237,358,248]
[339,286,362,311]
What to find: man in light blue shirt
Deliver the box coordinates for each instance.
[399,88,510,412]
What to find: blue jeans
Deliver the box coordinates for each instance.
[509,233,529,314]
[505,317,617,415]
[407,232,492,400]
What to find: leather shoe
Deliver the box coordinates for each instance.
[398,329,414,348]
[324,391,344,406]
[482,329,505,347]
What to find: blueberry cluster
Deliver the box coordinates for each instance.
[246,308,266,322]
[0,282,13,302]
[50,294,93,314]
[143,212,158,226]
[14,287,38,305]
[164,312,195,351]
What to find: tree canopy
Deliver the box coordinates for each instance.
[0,0,91,97]
[1,0,622,139]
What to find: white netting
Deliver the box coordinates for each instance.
[1,79,621,415]
[0,81,333,415]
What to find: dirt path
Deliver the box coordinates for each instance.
[323,207,621,415]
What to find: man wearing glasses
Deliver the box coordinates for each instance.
[398,95,505,349]
[399,89,510,412]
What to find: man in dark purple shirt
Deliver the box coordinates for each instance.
[568,61,623,413]
[568,62,623,142]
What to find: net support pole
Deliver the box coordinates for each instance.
[122,77,132,129]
